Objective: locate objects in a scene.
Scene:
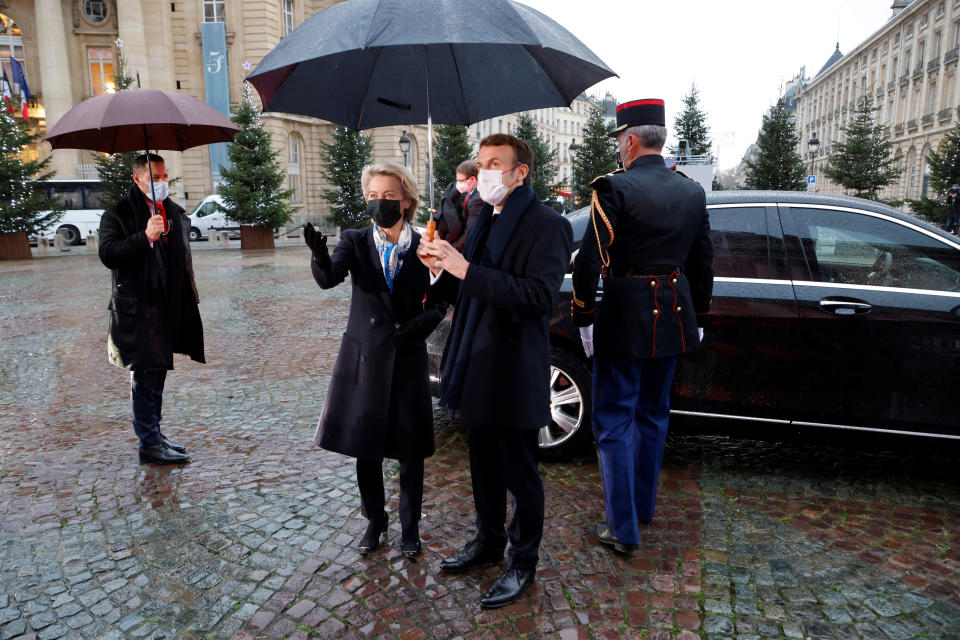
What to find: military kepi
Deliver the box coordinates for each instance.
[608,99,666,137]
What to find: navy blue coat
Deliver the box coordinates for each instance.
[571,155,714,359]
[312,226,446,461]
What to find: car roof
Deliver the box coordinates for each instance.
[565,190,951,240]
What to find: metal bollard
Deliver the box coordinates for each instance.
[37,237,50,253]
[218,231,230,246]
[277,226,288,239]
[86,234,99,251]
[53,234,67,251]
[208,229,217,243]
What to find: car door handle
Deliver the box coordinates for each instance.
[819,298,872,316]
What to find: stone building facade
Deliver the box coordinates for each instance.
[795,0,960,201]
[7,0,429,226]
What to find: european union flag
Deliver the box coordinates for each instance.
[9,58,30,100]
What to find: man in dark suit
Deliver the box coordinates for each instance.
[571,99,713,553]
[98,153,205,465]
[418,134,573,609]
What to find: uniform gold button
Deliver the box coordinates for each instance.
[650,280,656,287]
[676,306,682,311]
[671,278,677,284]
[652,309,659,315]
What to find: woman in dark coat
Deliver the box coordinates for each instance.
[303,163,446,560]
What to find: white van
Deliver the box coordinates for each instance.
[186,194,240,241]
[34,179,109,245]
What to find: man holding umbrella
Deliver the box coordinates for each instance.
[98,154,205,465]
[418,134,573,609]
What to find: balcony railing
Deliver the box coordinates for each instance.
[906,118,918,129]
[938,108,952,121]
[887,80,896,91]
[894,123,904,135]
[945,47,960,64]
[912,65,924,78]
[928,57,941,71]
[875,87,884,97]
[899,73,910,84]
[921,113,935,125]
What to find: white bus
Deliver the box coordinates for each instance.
[34,179,109,245]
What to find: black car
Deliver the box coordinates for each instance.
[427,191,960,459]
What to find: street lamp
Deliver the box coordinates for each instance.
[808,136,820,156]
[398,130,411,166]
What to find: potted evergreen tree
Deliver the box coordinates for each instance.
[0,98,64,260]
[217,82,294,250]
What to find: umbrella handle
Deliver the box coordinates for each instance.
[142,125,168,236]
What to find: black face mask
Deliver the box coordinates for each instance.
[367,198,403,229]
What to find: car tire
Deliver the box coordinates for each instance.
[56,225,81,246]
[189,227,202,242]
[539,347,593,461]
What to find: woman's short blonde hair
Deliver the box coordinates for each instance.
[360,163,420,222]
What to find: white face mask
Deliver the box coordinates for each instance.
[140,179,169,203]
[455,180,469,194]
[477,167,517,205]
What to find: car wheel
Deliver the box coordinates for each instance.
[56,225,81,246]
[539,347,593,460]
[189,227,202,241]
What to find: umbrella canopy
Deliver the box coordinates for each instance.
[43,89,238,153]
[246,0,617,130]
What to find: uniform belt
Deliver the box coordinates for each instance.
[607,265,682,277]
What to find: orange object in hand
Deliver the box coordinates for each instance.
[425,219,436,242]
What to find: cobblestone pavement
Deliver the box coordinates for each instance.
[1,247,957,640]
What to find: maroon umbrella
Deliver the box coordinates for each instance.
[43,89,238,153]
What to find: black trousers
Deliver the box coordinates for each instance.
[467,427,543,571]
[356,458,424,538]
[131,369,167,447]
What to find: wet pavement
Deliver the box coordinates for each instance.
[0,246,957,640]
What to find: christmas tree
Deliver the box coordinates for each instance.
[673,84,712,158]
[823,98,899,200]
[432,124,473,192]
[95,44,137,206]
[514,112,560,206]
[743,97,806,191]
[217,82,294,227]
[0,97,63,235]
[924,121,960,196]
[571,103,617,207]
[319,125,373,229]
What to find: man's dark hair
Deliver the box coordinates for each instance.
[479,134,534,185]
[456,160,478,179]
[133,153,166,174]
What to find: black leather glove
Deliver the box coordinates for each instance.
[392,307,445,348]
[303,222,330,268]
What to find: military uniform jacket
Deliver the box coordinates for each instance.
[571,154,714,359]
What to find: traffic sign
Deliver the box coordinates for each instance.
[807,175,816,192]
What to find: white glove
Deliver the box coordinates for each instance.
[698,327,704,342]
[580,325,594,358]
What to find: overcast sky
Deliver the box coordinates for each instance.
[520,0,896,170]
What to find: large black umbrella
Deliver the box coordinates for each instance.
[246,0,616,207]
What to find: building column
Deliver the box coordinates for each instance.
[116,0,151,90]
[34,0,78,179]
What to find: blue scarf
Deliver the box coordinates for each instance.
[439,184,536,412]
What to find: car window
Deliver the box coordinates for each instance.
[196,201,218,218]
[791,207,960,292]
[707,206,770,278]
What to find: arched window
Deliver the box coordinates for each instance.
[288,134,302,203]
[0,14,26,95]
[921,144,932,198]
[905,147,917,199]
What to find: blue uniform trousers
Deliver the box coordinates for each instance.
[131,369,166,447]
[592,354,677,545]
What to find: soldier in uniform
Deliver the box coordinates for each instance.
[571,99,713,553]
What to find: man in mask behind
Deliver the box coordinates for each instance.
[98,153,205,465]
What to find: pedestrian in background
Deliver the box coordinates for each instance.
[945,185,960,235]
[418,134,573,609]
[304,163,447,561]
[571,99,713,554]
[436,160,482,251]
[98,153,204,466]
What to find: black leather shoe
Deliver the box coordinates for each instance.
[358,516,387,555]
[595,522,637,554]
[160,435,187,454]
[401,538,422,560]
[440,539,503,573]
[480,567,535,609]
[138,444,189,465]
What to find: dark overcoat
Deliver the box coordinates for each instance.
[571,155,714,359]
[433,186,574,431]
[312,227,446,461]
[98,184,204,370]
